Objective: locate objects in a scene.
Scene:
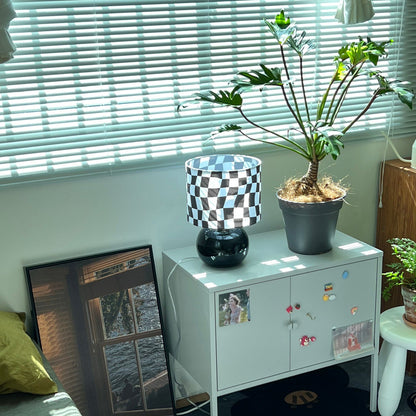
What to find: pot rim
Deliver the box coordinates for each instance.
[401,285,416,294]
[276,189,347,205]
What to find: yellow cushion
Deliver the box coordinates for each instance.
[0,311,58,395]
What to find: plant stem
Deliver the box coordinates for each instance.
[324,64,357,124]
[279,44,310,140]
[317,73,337,121]
[238,130,311,159]
[329,63,364,125]
[303,159,319,185]
[238,108,310,157]
[341,93,378,135]
[299,57,311,123]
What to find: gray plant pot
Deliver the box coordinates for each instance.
[277,192,345,255]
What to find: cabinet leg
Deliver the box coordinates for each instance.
[378,343,407,416]
[370,352,379,412]
[210,394,218,416]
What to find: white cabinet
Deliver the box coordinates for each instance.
[162,230,382,416]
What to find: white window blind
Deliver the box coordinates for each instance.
[0,0,414,185]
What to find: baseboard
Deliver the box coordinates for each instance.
[175,393,210,409]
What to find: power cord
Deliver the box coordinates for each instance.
[379,131,413,209]
[383,131,412,165]
[378,0,409,209]
[166,256,211,414]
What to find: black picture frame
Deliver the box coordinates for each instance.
[26,245,176,416]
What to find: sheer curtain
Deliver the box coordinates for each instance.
[0,0,414,185]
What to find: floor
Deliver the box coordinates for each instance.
[339,357,416,416]
[181,356,416,415]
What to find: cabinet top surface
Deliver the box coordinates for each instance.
[385,159,416,173]
[163,230,382,291]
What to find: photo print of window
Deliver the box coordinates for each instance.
[26,246,175,416]
[218,289,251,327]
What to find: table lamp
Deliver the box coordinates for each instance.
[185,154,261,267]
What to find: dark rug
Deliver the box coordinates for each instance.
[408,392,416,413]
[231,366,378,415]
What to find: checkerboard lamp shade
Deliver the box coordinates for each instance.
[186,154,261,229]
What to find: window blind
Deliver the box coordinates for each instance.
[0,0,414,185]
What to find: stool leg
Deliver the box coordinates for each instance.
[378,344,407,416]
[378,340,392,383]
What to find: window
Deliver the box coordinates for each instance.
[1,0,415,185]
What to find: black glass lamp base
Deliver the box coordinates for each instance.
[196,228,249,268]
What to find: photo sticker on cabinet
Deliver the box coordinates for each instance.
[218,289,251,327]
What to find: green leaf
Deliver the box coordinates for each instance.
[263,18,296,45]
[372,73,415,109]
[333,60,347,81]
[231,64,283,92]
[287,29,315,57]
[177,90,243,111]
[208,124,243,141]
[275,10,291,29]
[315,127,344,160]
[335,37,392,68]
[218,124,242,133]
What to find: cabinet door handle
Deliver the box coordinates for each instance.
[287,320,299,330]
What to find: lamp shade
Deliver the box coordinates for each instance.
[335,0,375,24]
[186,154,261,230]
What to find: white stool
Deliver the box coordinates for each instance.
[378,306,416,416]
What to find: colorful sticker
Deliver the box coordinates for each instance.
[300,335,317,346]
[324,283,333,291]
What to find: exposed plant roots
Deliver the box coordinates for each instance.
[278,176,347,203]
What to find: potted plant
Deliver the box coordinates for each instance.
[382,237,416,327]
[179,10,414,254]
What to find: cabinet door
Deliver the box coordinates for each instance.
[290,259,377,370]
[215,278,290,391]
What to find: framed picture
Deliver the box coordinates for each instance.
[26,245,176,416]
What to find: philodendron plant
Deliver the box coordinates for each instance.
[179,10,414,201]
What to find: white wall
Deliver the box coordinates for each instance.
[0,136,412,332]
